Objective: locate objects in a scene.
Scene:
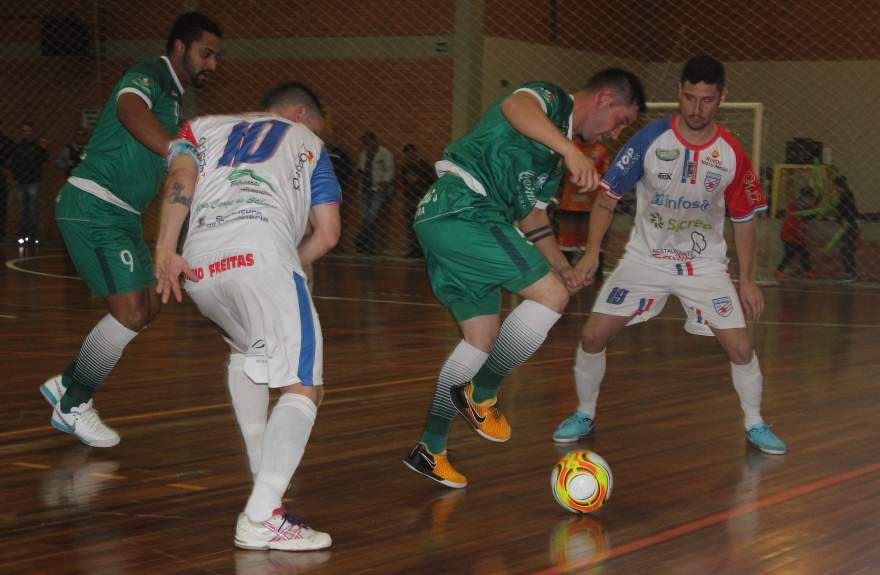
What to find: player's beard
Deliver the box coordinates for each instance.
[184,51,211,88]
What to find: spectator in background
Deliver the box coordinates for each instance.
[56,127,88,178]
[354,131,395,254]
[774,186,818,280]
[9,121,49,244]
[834,175,860,282]
[0,128,14,243]
[400,144,434,257]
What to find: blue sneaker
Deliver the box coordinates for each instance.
[552,411,594,443]
[747,423,787,455]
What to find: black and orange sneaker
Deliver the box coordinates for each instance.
[402,443,467,489]
[450,382,511,442]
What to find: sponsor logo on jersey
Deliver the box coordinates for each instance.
[606,287,629,305]
[658,172,672,180]
[650,212,664,229]
[229,168,277,196]
[700,154,727,172]
[651,248,697,261]
[651,192,710,211]
[656,148,680,161]
[743,170,761,204]
[615,147,639,174]
[542,88,557,102]
[712,296,734,317]
[691,231,708,253]
[133,76,151,90]
[649,212,713,232]
[193,252,256,278]
[517,170,549,207]
[704,171,722,193]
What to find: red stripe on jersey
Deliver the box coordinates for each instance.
[175,120,197,146]
[686,261,694,275]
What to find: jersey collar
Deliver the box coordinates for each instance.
[160,56,185,96]
[671,115,719,151]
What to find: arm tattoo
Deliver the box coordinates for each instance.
[167,182,192,208]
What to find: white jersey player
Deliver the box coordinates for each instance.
[154,83,341,551]
[553,56,787,456]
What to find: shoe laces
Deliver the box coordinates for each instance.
[71,402,100,426]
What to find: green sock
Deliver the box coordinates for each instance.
[472,366,503,404]
[420,417,453,455]
[60,360,94,413]
[471,304,555,403]
[419,341,487,454]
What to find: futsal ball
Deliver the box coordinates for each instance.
[551,450,613,513]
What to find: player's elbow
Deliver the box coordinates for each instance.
[317,222,341,252]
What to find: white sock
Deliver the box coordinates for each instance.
[244,392,317,523]
[731,353,764,430]
[574,345,606,419]
[227,353,269,477]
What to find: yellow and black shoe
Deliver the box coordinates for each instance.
[402,443,467,489]
[450,383,511,442]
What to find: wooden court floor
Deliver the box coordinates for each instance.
[1,245,878,575]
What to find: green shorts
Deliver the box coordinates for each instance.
[55,183,155,297]
[415,180,549,321]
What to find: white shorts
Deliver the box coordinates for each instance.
[592,257,746,336]
[187,265,323,387]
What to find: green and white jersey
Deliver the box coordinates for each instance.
[423,81,573,224]
[68,56,184,214]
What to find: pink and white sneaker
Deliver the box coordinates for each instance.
[234,508,332,551]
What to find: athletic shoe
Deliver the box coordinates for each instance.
[553,411,595,443]
[773,270,785,280]
[51,400,120,448]
[746,423,787,455]
[40,374,67,406]
[402,443,467,488]
[234,509,332,551]
[449,383,511,442]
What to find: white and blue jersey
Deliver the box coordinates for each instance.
[601,115,765,275]
[171,113,340,387]
[175,113,341,277]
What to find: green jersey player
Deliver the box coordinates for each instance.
[403,69,647,487]
[40,13,222,447]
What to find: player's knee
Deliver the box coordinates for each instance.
[535,279,570,313]
[580,323,609,354]
[114,307,152,331]
[728,345,755,365]
[279,383,322,408]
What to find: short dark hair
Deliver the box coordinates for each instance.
[681,55,725,90]
[165,12,222,53]
[583,68,647,113]
[261,82,323,117]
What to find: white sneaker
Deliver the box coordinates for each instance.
[51,400,120,448]
[235,509,332,551]
[40,374,67,406]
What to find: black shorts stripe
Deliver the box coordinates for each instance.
[94,247,116,294]
[490,225,531,276]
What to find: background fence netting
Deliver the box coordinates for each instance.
[3,0,879,284]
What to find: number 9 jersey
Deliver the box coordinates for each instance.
[173,114,341,280]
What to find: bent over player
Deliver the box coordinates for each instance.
[554,56,787,455]
[403,69,647,488]
[42,13,222,447]
[154,83,340,550]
